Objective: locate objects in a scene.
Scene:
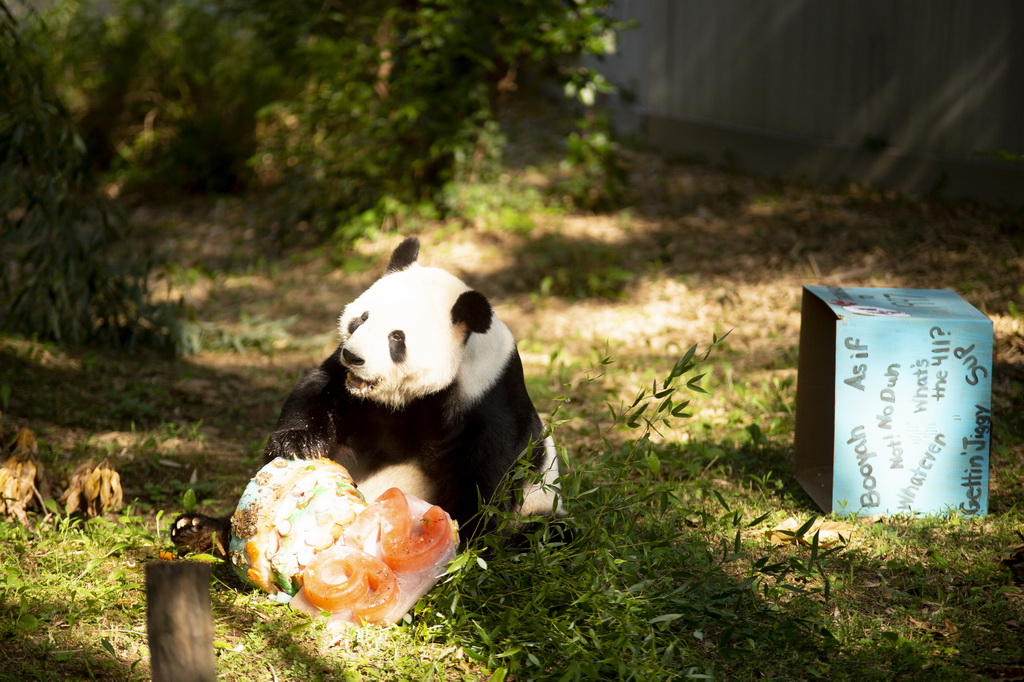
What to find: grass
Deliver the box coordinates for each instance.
[2,138,1024,679]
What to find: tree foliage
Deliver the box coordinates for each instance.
[39,0,285,193]
[250,0,621,228]
[0,3,179,349]
[40,0,622,232]
[2,0,622,348]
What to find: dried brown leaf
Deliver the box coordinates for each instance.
[12,426,38,458]
[766,516,802,546]
[908,617,959,640]
[0,426,46,525]
[59,459,123,518]
[766,516,856,548]
[98,473,112,509]
[102,465,124,511]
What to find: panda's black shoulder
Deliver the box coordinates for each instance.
[457,349,542,437]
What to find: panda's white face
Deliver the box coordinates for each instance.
[338,263,513,410]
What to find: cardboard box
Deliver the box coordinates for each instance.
[794,286,992,516]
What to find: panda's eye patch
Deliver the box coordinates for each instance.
[348,311,369,335]
[388,330,406,363]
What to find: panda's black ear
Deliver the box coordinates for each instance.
[387,237,420,273]
[452,290,492,335]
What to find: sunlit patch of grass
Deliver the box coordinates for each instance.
[4,146,1024,680]
[5,309,1024,680]
[407,336,852,679]
[0,511,162,680]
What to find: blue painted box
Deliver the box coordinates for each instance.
[794,286,992,516]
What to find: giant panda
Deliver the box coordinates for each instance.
[172,236,565,554]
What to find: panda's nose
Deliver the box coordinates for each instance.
[342,348,364,367]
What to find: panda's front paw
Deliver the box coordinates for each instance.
[170,513,231,556]
[265,429,333,461]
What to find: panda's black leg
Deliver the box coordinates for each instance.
[170,513,232,557]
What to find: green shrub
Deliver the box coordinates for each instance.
[252,1,624,236]
[40,0,284,193]
[0,4,179,349]
[560,113,627,210]
[35,0,624,239]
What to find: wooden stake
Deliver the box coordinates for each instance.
[145,561,217,682]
